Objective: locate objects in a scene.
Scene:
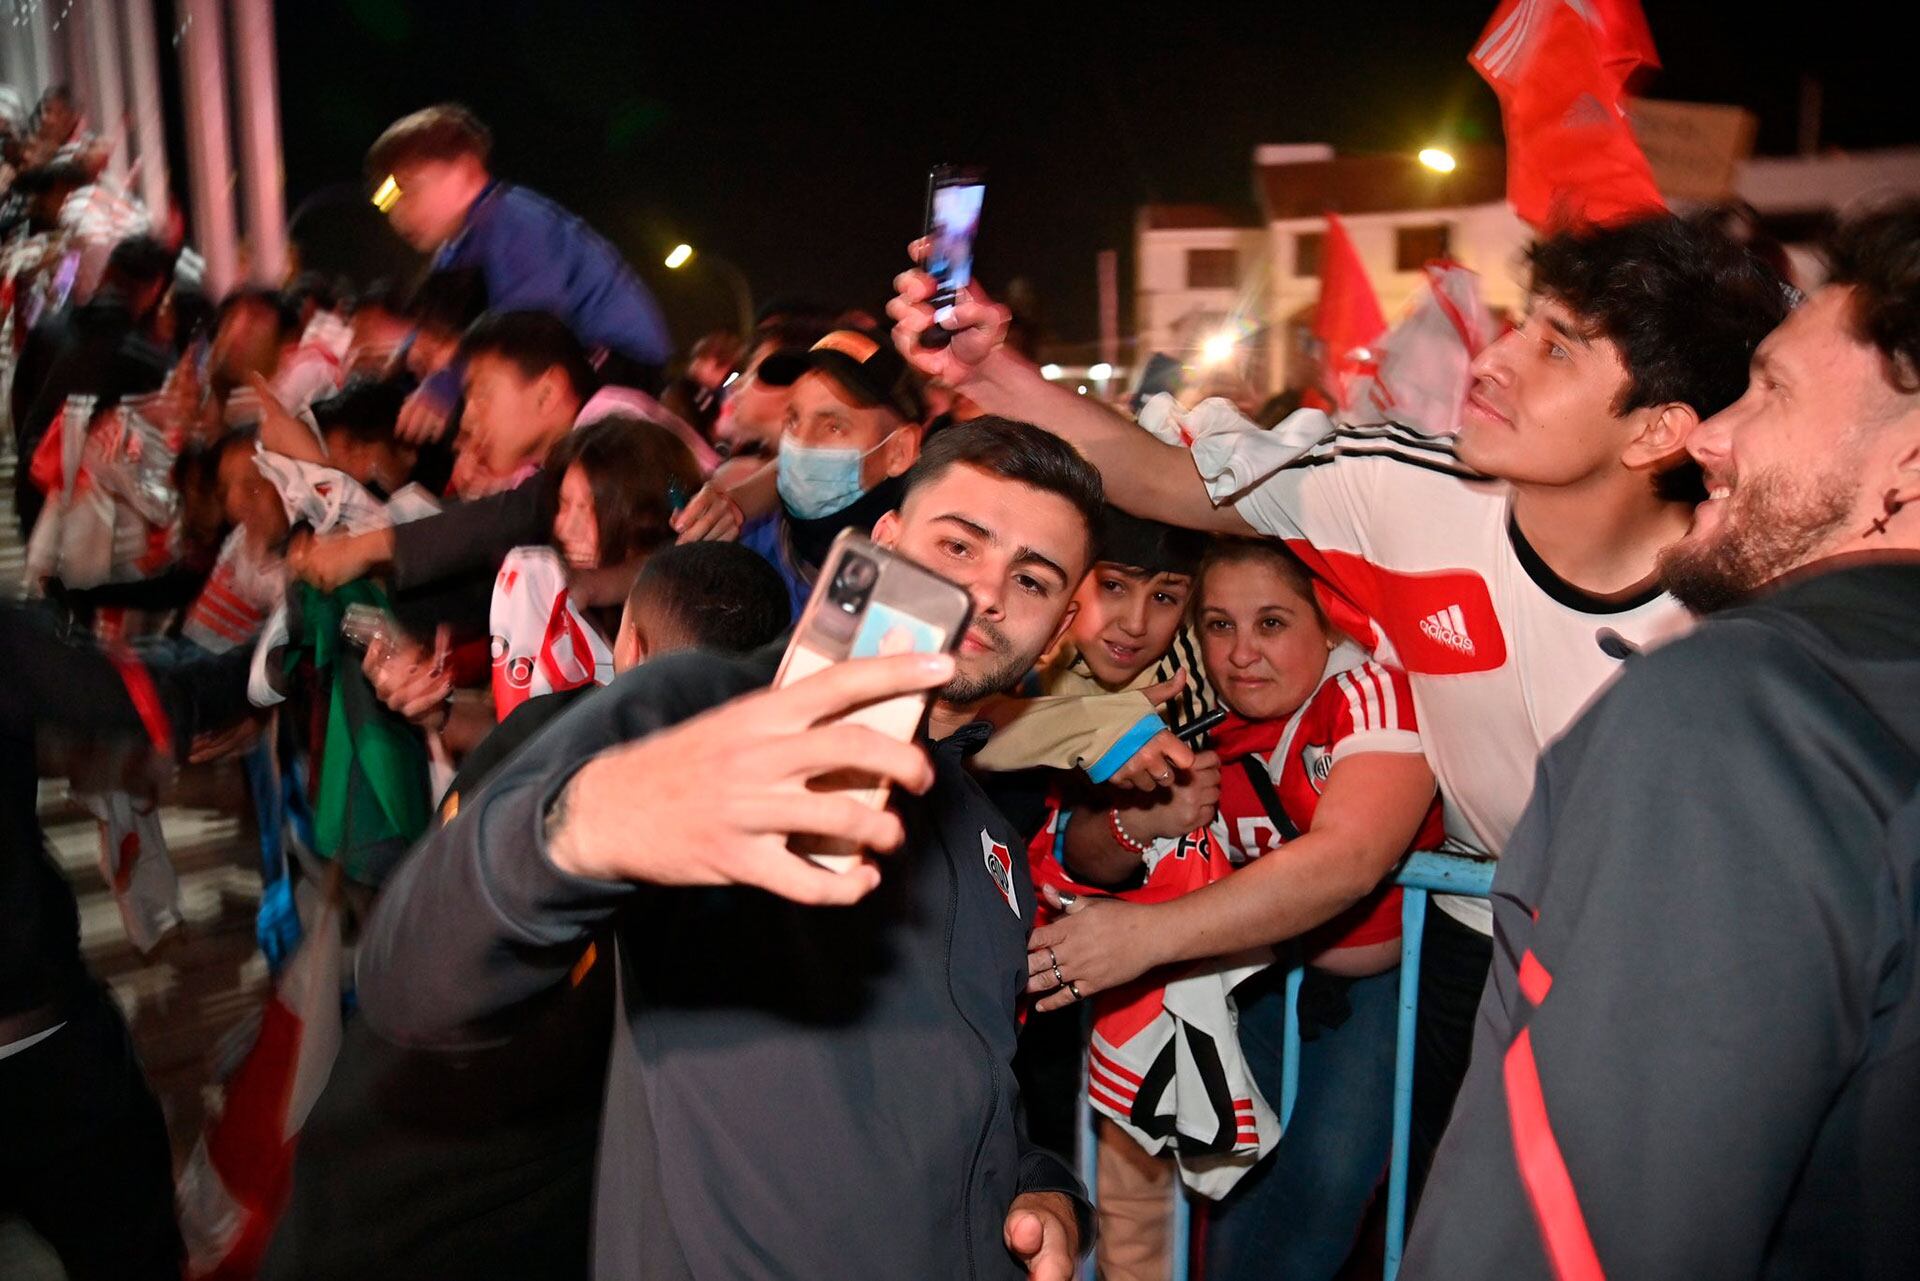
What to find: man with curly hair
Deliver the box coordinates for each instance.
[1402,201,1920,1279]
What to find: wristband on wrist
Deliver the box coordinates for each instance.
[1109,807,1149,855]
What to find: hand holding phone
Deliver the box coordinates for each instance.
[771,530,973,871]
[919,165,987,349]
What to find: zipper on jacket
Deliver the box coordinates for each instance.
[945,818,999,1281]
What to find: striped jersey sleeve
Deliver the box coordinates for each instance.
[1327,660,1425,762]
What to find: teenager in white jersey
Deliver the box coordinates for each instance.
[889,213,1789,1202]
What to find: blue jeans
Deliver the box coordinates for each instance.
[1204,964,1400,1281]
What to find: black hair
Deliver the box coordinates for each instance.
[1095,504,1209,579]
[1528,213,1791,503]
[311,378,408,448]
[627,542,791,654]
[10,160,90,195]
[1196,538,1328,628]
[215,287,299,340]
[411,267,487,338]
[546,415,702,566]
[104,235,177,291]
[902,416,1104,560]
[1824,199,1920,395]
[457,310,596,403]
[366,103,492,177]
[1527,213,1790,421]
[353,277,414,319]
[286,271,339,317]
[168,288,215,356]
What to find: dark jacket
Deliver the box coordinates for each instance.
[1403,559,1920,1280]
[357,643,1089,1279]
[387,466,559,642]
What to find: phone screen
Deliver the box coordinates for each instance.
[926,170,986,329]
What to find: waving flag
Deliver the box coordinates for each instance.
[1309,213,1387,413]
[1471,0,1665,230]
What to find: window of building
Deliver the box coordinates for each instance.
[1293,232,1324,278]
[1186,248,1238,290]
[1395,223,1451,271]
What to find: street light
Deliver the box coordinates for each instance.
[1040,363,1063,380]
[1087,361,1113,382]
[1418,147,1457,174]
[662,242,753,338]
[1200,330,1239,367]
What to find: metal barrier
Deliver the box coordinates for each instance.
[1073,850,1496,1281]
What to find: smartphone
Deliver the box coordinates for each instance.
[771,529,974,871]
[1171,707,1227,745]
[920,165,987,348]
[341,603,400,651]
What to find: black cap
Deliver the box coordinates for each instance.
[757,328,925,422]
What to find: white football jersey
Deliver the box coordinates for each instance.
[1219,421,1693,933]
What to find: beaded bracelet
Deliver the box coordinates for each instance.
[1109,808,1150,855]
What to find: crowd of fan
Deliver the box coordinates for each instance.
[3,89,1918,1281]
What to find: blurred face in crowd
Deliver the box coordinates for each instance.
[406,325,463,380]
[872,464,1093,707]
[383,155,488,252]
[1068,562,1193,690]
[322,426,416,497]
[1198,556,1337,722]
[218,441,289,552]
[1456,294,1685,490]
[461,353,576,474]
[1662,286,1919,611]
[554,464,602,571]
[781,370,918,496]
[716,354,791,458]
[210,300,285,390]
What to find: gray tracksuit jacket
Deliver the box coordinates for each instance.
[1404,559,1920,1279]
[357,642,1088,1279]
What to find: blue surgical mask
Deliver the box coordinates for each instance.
[777,430,898,521]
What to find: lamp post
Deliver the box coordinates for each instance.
[664,243,754,340]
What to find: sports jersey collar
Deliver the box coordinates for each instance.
[1506,510,1667,616]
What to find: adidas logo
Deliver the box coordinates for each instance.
[1419,605,1477,657]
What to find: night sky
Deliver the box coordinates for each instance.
[269,0,1914,350]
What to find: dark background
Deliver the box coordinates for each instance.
[237,0,1915,349]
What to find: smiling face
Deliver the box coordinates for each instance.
[872,463,1094,708]
[1197,554,1335,721]
[1068,562,1194,689]
[1659,286,1896,611]
[553,463,601,570]
[1456,295,1663,488]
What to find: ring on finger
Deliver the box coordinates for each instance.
[1050,962,1067,989]
[1067,981,1084,1002]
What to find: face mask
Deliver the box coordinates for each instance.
[777,430,898,521]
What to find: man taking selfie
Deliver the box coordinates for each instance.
[357,419,1104,1279]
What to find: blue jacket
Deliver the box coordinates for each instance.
[419,182,671,408]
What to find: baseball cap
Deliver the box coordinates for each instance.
[756,328,926,422]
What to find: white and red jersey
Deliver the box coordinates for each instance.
[183,527,287,654]
[1205,419,1693,933]
[1208,644,1444,951]
[489,546,615,720]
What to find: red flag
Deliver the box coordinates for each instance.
[1311,213,1387,412]
[1470,0,1665,230]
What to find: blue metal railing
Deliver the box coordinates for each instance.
[1074,850,1496,1281]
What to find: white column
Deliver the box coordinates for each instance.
[1,2,36,93]
[229,0,286,284]
[82,0,128,185]
[175,0,238,296]
[123,0,171,222]
[57,0,98,133]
